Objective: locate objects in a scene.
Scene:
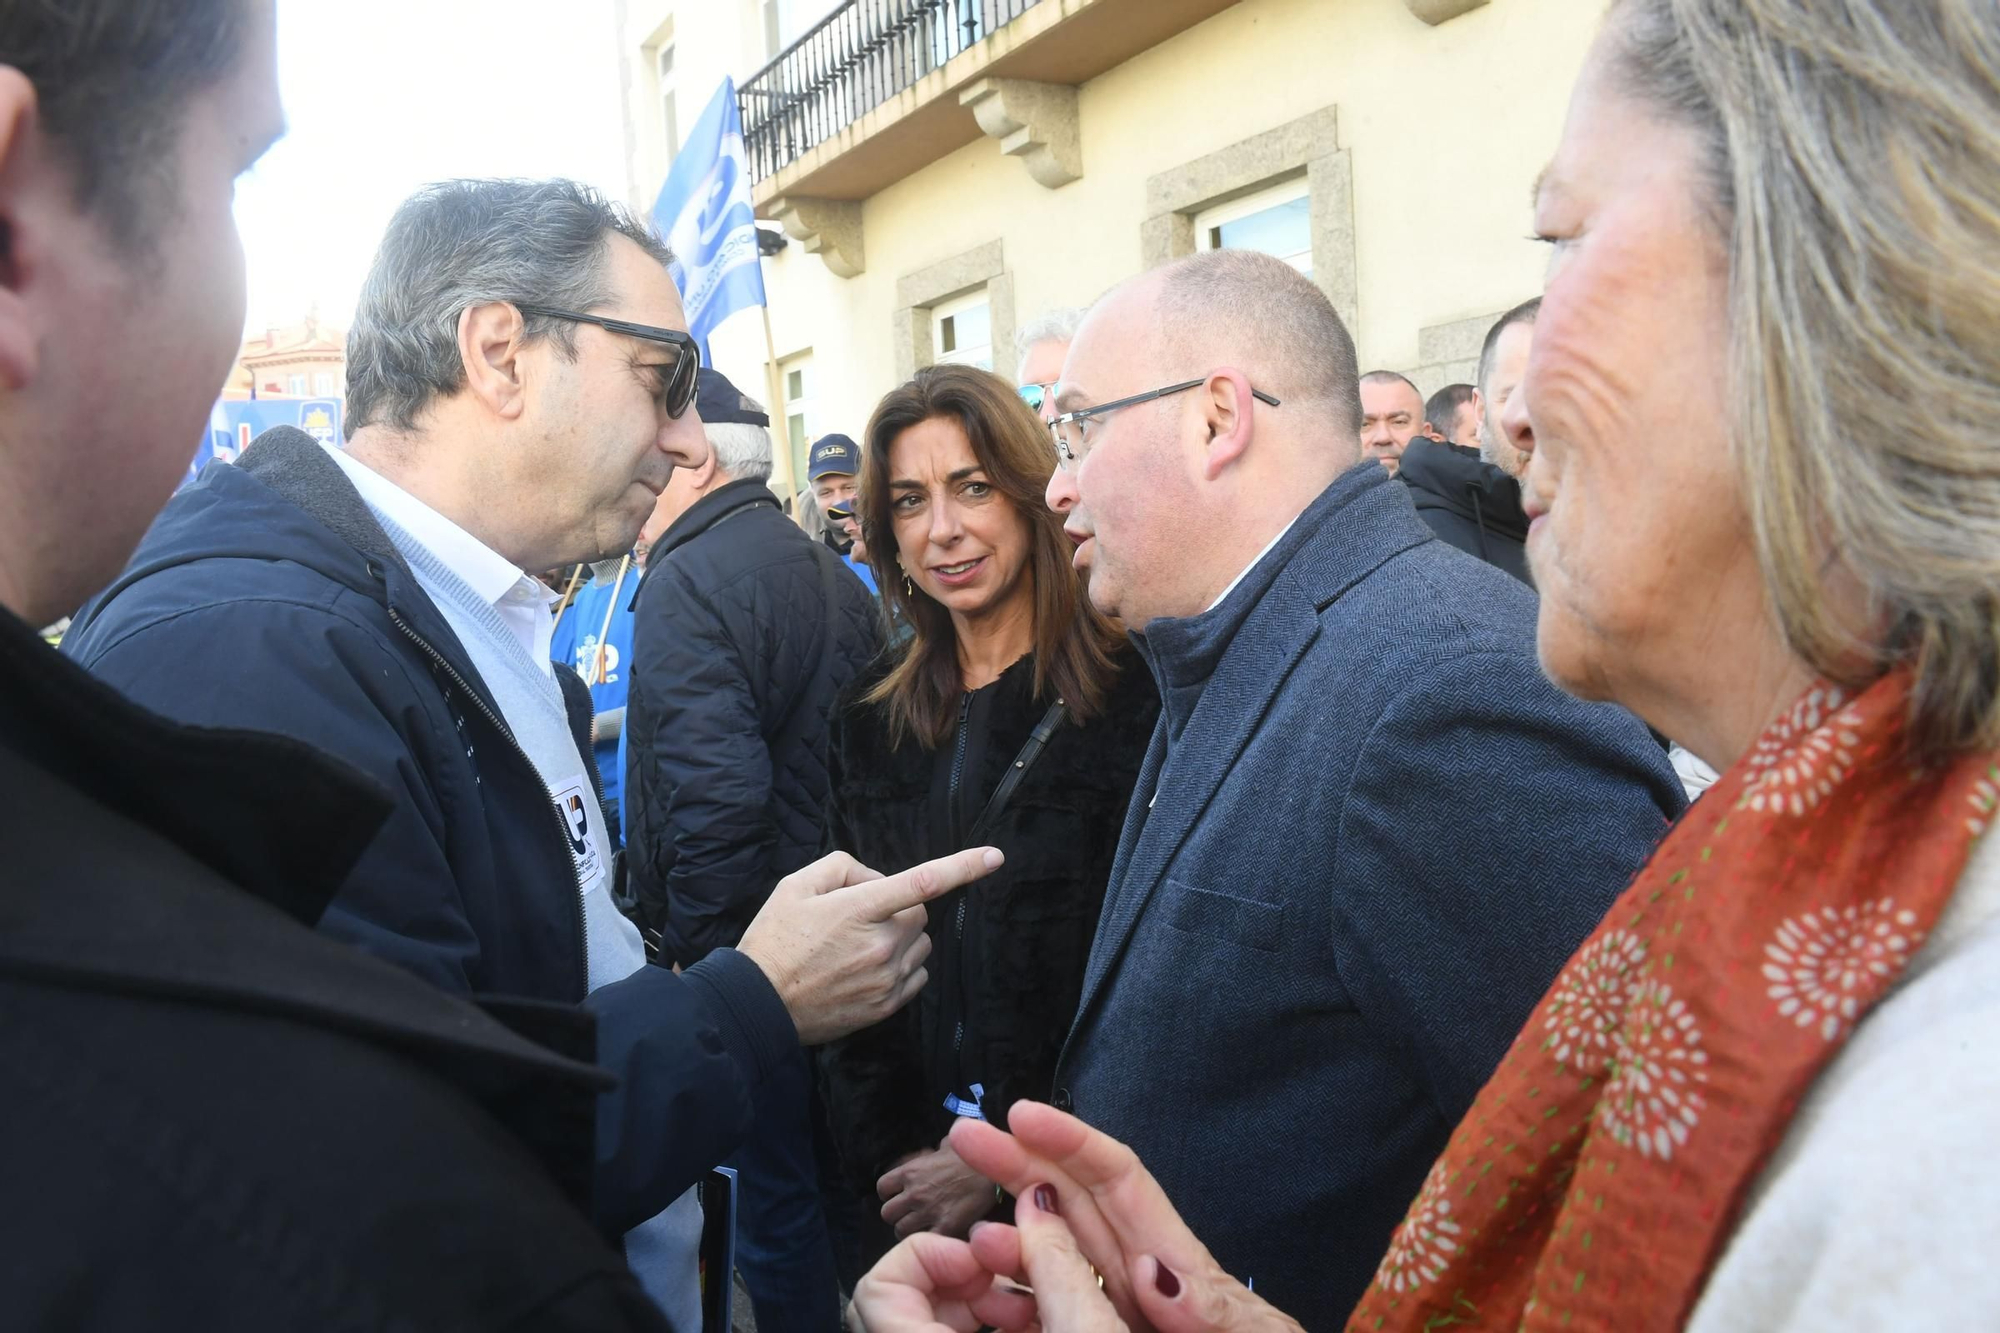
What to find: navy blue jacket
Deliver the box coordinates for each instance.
[623,478,882,967]
[0,608,667,1330]
[64,429,796,1237]
[1055,464,1686,1330]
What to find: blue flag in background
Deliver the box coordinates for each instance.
[652,78,766,367]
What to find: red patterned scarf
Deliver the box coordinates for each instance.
[1349,672,1999,1331]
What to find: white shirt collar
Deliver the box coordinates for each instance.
[1205,514,1302,614]
[319,442,541,609]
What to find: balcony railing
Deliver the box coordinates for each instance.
[740,0,1043,184]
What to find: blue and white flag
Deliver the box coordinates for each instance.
[651,78,766,367]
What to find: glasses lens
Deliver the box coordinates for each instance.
[665,346,698,418]
[1018,383,1045,413]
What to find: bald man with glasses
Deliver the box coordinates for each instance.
[1032,248,1686,1329]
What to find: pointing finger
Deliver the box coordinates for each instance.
[849,848,1003,922]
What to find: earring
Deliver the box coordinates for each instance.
[904,573,914,598]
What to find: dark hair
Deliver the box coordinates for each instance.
[0,0,245,250]
[1424,384,1478,441]
[1359,370,1422,399]
[859,364,1126,750]
[1477,298,1542,399]
[345,179,677,436]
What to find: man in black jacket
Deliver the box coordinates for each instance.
[624,369,881,1330]
[63,177,996,1320]
[1398,435,1533,583]
[626,371,883,962]
[1398,301,1543,585]
[0,2,664,1325]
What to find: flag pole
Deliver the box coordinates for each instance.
[759,298,798,506]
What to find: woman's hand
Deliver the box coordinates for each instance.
[848,1232,1038,1333]
[879,1139,999,1239]
[952,1102,1307,1333]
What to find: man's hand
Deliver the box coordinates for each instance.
[739,848,1003,1046]
[879,1139,998,1240]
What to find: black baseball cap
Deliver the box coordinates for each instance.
[693,368,770,427]
[808,433,860,481]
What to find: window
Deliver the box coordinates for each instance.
[782,354,814,490]
[286,373,307,396]
[931,290,993,371]
[313,372,338,397]
[658,43,678,166]
[767,0,843,56]
[1194,177,1312,276]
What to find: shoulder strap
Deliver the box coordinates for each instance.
[967,697,1068,845]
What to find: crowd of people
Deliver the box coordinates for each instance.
[1,0,1996,1330]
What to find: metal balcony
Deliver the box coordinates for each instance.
[738,0,1244,206]
[740,1,1042,185]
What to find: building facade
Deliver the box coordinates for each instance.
[227,314,348,403]
[613,0,1589,486]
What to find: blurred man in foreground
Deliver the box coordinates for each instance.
[0,2,678,1325]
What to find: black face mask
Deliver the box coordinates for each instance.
[824,503,856,555]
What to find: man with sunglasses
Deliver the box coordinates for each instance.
[64,178,998,1324]
[1029,248,1686,1328]
[1015,307,1083,424]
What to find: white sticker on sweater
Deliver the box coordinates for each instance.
[552,776,606,890]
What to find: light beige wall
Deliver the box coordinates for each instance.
[619,0,765,210]
[621,0,1602,443]
[619,0,809,480]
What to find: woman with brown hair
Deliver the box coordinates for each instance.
[816,363,1159,1266]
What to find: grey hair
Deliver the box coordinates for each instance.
[1154,249,1361,453]
[705,422,774,486]
[795,484,831,540]
[1610,0,2000,758]
[1014,306,1084,369]
[344,179,675,436]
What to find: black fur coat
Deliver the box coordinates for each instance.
[815,649,1159,1190]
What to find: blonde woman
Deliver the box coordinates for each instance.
[850,0,2000,1328]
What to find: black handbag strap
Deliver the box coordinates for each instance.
[967,697,1067,845]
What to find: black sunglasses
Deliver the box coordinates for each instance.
[513,302,701,419]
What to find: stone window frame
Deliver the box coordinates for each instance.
[1139,106,1356,336]
[892,239,1017,383]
